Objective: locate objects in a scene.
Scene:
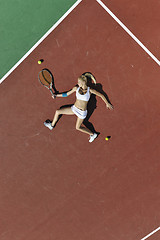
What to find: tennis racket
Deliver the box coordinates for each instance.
[38,69,58,97]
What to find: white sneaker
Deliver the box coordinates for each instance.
[44,121,53,130]
[89,133,98,143]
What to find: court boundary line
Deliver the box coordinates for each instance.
[0,0,82,84]
[141,227,160,240]
[96,0,160,66]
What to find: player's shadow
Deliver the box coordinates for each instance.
[82,72,113,136]
[84,72,112,105]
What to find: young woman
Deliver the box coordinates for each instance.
[44,73,113,142]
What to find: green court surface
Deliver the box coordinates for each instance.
[0,0,78,80]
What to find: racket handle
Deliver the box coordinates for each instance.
[49,89,56,98]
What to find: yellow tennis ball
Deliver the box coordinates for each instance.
[105,137,109,141]
[38,60,42,64]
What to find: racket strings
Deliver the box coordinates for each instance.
[39,70,52,87]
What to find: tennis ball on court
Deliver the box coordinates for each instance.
[105,136,111,141]
[38,59,44,64]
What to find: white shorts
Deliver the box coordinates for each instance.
[71,105,87,119]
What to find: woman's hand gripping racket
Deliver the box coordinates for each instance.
[38,69,57,98]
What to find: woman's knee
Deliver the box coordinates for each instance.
[55,109,60,115]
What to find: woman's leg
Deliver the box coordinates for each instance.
[76,117,93,135]
[51,106,74,127]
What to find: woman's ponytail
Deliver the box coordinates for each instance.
[83,72,96,84]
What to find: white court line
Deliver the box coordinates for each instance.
[141,227,160,240]
[96,0,160,66]
[0,0,82,84]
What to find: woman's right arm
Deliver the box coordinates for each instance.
[52,86,77,98]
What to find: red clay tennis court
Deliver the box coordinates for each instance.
[1,0,160,239]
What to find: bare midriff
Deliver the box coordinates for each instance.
[74,99,88,111]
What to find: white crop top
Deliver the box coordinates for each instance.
[76,87,90,101]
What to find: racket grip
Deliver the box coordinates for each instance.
[49,89,56,98]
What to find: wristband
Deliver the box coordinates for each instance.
[62,93,67,97]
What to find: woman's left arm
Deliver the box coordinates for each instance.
[90,89,114,110]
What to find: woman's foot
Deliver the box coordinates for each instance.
[89,133,98,143]
[44,120,53,130]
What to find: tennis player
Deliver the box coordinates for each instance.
[44,73,113,142]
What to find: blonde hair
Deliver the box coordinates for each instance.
[84,72,96,84]
[78,72,96,85]
[78,75,87,84]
